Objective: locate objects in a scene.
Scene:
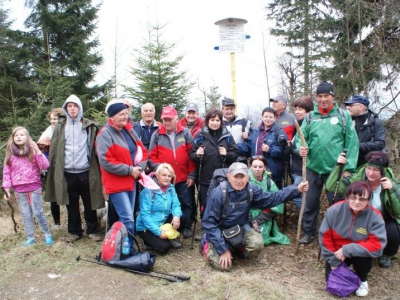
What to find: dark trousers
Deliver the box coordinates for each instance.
[65,171,99,236]
[138,215,187,253]
[325,257,372,282]
[384,218,400,256]
[175,181,193,230]
[50,202,60,225]
[302,170,335,236]
[198,184,209,220]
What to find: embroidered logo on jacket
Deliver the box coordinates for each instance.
[356,227,367,235]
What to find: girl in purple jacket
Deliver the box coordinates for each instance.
[2,127,53,246]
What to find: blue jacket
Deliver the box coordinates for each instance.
[202,182,300,255]
[136,184,182,237]
[238,123,287,182]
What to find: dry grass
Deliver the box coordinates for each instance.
[0,199,399,299]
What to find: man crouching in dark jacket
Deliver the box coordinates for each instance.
[201,162,308,271]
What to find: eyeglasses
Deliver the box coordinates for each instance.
[347,195,369,202]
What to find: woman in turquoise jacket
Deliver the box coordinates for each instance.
[326,151,400,269]
[136,163,186,253]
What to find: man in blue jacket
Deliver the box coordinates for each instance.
[201,162,308,271]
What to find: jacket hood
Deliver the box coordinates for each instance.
[62,95,83,123]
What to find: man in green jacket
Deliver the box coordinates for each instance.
[45,95,104,242]
[296,81,359,244]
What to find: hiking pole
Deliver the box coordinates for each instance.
[76,256,189,283]
[191,143,204,249]
[2,187,17,234]
[378,158,400,239]
[332,149,348,204]
[293,122,306,256]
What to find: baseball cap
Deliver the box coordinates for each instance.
[161,105,178,119]
[344,95,370,107]
[270,94,288,103]
[186,102,198,112]
[222,98,236,106]
[228,162,248,176]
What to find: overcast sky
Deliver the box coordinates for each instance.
[5,0,281,115]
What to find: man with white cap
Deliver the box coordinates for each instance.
[270,94,296,140]
[344,95,386,167]
[201,162,308,271]
[149,105,197,240]
[179,102,205,138]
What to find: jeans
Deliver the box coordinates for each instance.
[291,174,302,210]
[175,181,194,230]
[302,170,334,236]
[65,171,99,236]
[109,190,136,253]
[15,188,51,240]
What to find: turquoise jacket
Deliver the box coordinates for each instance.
[296,102,359,174]
[136,184,182,236]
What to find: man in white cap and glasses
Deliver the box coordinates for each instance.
[200,162,308,271]
[270,94,296,140]
[179,102,205,138]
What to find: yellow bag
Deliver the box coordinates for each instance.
[159,223,180,239]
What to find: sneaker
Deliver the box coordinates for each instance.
[65,234,81,243]
[183,229,192,239]
[355,281,369,297]
[378,255,391,268]
[88,233,102,242]
[22,238,35,247]
[53,224,61,230]
[194,234,202,241]
[169,239,183,249]
[45,236,53,246]
[299,234,315,245]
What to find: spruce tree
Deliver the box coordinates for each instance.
[125,24,195,121]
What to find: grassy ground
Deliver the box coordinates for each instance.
[0,200,399,300]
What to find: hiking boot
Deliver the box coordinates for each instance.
[378,255,391,268]
[53,224,61,230]
[22,238,35,247]
[45,236,54,246]
[183,229,192,239]
[169,239,183,249]
[299,234,315,245]
[65,234,81,243]
[88,233,102,242]
[355,281,368,297]
[194,234,202,241]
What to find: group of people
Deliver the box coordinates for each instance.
[2,80,398,298]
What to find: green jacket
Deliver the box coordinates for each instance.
[296,102,359,174]
[326,164,400,224]
[44,114,104,210]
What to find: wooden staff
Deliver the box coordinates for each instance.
[293,122,306,255]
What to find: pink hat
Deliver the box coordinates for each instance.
[161,106,178,119]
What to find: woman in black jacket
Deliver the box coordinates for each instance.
[190,109,239,217]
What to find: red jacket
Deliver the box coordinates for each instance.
[96,119,148,194]
[179,117,205,138]
[148,124,196,183]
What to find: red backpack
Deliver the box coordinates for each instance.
[101,221,128,262]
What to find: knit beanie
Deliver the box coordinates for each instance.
[107,102,127,117]
[316,81,335,96]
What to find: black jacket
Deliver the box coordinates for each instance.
[353,110,386,167]
[190,126,238,185]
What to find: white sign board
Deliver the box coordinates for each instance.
[218,23,245,53]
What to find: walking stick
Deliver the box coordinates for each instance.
[191,144,204,249]
[76,256,190,282]
[332,149,348,203]
[378,158,400,239]
[293,122,306,255]
[2,187,17,234]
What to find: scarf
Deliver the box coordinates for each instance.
[12,143,31,157]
